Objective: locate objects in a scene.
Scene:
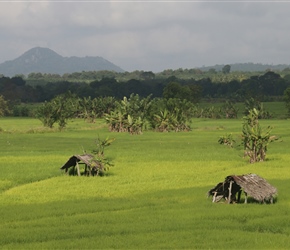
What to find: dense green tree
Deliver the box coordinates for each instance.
[222,65,231,74]
[258,71,289,97]
[208,68,217,74]
[36,92,78,129]
[140,71,155,80]
[163,82,200,102]
[27,72,43,79]
[36,101,58,128]
[240,76,262,99]
[163,82,184,99]
[0,95,10,116]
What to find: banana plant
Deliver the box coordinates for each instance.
[104,94,152,134]
[153,109,173,132]
[241,108,278,163]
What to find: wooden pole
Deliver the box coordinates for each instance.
[76,162,80,176]
[212,192,217,202]
[228,181,233,204]
[244,192,248,204]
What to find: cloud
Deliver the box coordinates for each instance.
[0,1,290,72]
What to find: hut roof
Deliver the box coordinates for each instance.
[74,154,95,166]
[61,154,101,170]
[230,173,277,202]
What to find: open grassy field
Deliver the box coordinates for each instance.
[0,113,290,249]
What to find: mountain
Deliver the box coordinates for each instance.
[0,47,124,77]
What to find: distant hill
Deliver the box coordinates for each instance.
[0,47,124,77]
[199,63,290,72]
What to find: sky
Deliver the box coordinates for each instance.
[0,0,290,73]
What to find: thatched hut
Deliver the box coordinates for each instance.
[60,154,103,176]
[208,173,277,204]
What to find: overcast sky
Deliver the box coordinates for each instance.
[0,1,289,72]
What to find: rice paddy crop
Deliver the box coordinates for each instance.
[0,114,290,249]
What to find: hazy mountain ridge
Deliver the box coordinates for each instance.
[199,62,290,72]
[0,47,124,77]
[0,47,289,77]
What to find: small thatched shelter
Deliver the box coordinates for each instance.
[60,154,103,176]
[208,173,277,204]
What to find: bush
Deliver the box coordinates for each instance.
[241,108,278,163]
[218,133,236,147]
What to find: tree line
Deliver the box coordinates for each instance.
[1,70,290,106]
[2,69,290,120]
[35,93,196,133]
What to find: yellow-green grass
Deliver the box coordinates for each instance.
[0,116,290,249]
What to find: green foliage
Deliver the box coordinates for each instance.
[36,92,78,129]
[241,108,278,163]
[152,109,176,132]
[53,92,79,129]
[194,101,238,119]
[163,82,185,99]
[92,135,115,157]
[77,96,116,123]
[77,96,97,122]
[12,104,30,117]
[90,136,115,175]
[197,101,287,119]
[163,81,201,103]
[222,64,231,74]
[149,98,194,132]
[283,86,290,117]
[1,69,290,109]
[140,71,155,80]
[221,100,239,118]
[105,94,152,134]
[36,101,58,128]
[193,105,222,119]
[0,95,10,116]
[244,97,272,119]
[218,133,236,147]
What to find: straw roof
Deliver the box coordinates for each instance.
[208,173,277,204]
[230,173,277,202]
[74,154,95,166]
[60,154,102,170]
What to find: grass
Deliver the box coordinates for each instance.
[0,113,290,249]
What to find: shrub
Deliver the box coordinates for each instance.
[218,133,236,147]
[241,108,278,163]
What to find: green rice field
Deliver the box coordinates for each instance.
[0,109,290,249]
